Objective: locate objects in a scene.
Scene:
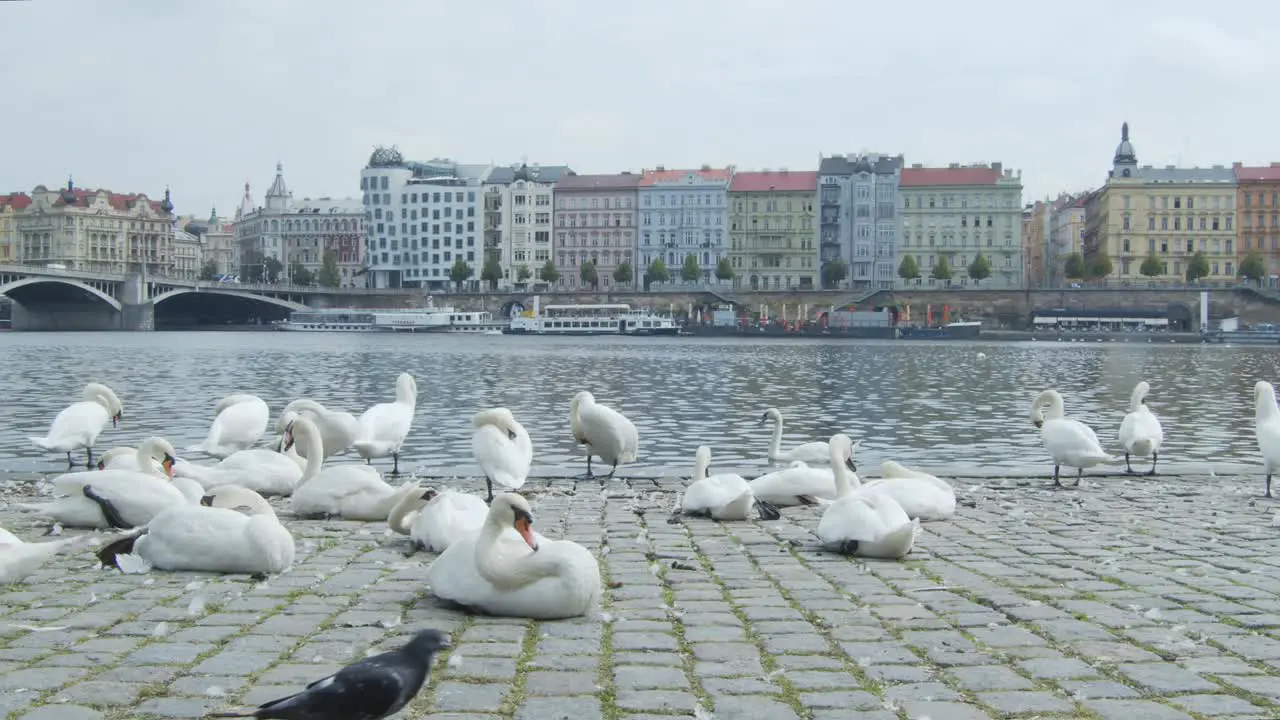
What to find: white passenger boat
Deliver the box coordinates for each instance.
[505,303,679,336]
[276,305,504,333]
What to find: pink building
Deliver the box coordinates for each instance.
[552,173,641,289]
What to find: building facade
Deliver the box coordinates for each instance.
[817,153,903,289]
[1232,163,1280,279]
[237,163,367,286]
[178,210,237,278]
[1022,200,1051,288]
[637,166,731,284]
[898,163,1024,288]
[552,173,640,289]
[1084,123,1237,281]
[1048,193,1087,286]
[6,180,175,274]
[0,193,29,263]
[727,170,818,290]
[360,148,488,289]
[482,164,572,288]
[171,224,202,279]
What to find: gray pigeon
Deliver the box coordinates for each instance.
[206,629,450,719]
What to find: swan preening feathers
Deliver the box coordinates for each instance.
[569,391,638,482]
[1118,381,1164,475]
[29,382,124,467]
[1031,389,1118,487]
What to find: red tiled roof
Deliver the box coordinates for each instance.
[639,168,732,186]
[0,193,31,211]
[729,171,817,193]
[1233,163,1280,182]
[554,173,641,190]
[900,167,1002,187]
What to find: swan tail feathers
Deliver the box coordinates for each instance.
[95,530,145,568]
[754,499,782,521]
[28,436,53,450]
[1127,438,1156,457]
[795,494,820,506]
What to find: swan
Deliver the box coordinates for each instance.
[748,457,840,507]
[174,432,313,497]
[816,434,919,559]
[287,416,423,520]
[853,460,957,521]
[472,407,532,502]
[188,394,270,458]
[29,382,124,467]
[0,528,98,584]
[1118,381,1164,475]
[424,493,601,619]
[569,391,638,482]
[760,407,830,464]
[19,438,204,529]
[97,446,153,472]
[352,372,417,474]
[1254,381,1280,498]
[277,398,358,459]
[681,446,780,521]
[1031,389,1118,487]
[96,484,295,576]
[388,488,488,553]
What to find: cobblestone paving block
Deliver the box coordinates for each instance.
[1,473,1279,718]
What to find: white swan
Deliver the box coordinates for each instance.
[854,460,957,522]
[287,416,423,520]
[569,391,638,482]
[1031,389,1118,487]
[1118,381,1164,475]
[0,528,98,584]
[277,398,358,459]
[424,493,601,619]
[352,372,417,474]
[816,434,919,559]
[188,394,270,458]
[97,484,295,576]
[748,459,839,507]
[1254,381,1280,498]
[29,382,124,467]
[175,431,314,497]
[19,438,203,529]
[388,488,488,553]
[472,407,532,502]
[681,446,780,521]
[97,446,150,472]
[760,407,830,464]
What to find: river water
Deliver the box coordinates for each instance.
[0,332,1274,481]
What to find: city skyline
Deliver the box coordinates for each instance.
[4,1,1280,215]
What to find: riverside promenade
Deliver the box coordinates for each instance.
[1,472,1279,720]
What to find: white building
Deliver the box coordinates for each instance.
[171,224,202,278]
[482,163,573,288]
[234,163,366,286]
[638,166,732,284]
[360,148,491,289]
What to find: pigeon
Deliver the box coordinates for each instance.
[206,628,450,719]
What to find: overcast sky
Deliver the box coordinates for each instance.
[3,0,1276,217]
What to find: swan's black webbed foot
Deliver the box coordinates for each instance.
[755,499,782,521]
[1145,452,1158,476]
[837,540,860,555]
[249,572,269,581]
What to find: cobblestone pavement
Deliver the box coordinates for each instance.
[1,472,1280,720]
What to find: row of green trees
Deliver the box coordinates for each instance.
[1060,250,1269,283]
[227,250,347,286]
[891,253,993,285]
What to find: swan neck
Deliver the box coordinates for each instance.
[770,417,783,455]
[475,521,544,587]
[299,431,324,482]
[385,490,421,530]
[1129,386,1146,413]
[1258,387,1280,420]
[693,454,709,482]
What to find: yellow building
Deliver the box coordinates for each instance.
[1084,123,1237,280]
[727,170,818,290]
[0,193,25,262]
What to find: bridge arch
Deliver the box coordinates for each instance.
[0,277,122,311]
[150,287,307,312]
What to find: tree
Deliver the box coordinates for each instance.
[1185,251,1211,283]
[318,249,341,288]
[1139,253,1163,278]
[1240,251,1267,282]
[449,256,473,291]
[930,256,952,282]
[681,253,701,283]
[516,265,532,283]
[242,262,262,283]
[644,258,669,290]
[480,255,503,290]
[715,257,733,281]
[1063,253,1086,280]
[538,259,559,284]
[1087,253,1113,280]
[967,253,991,285]
[289,261,314,286]
[613,261,633,285]
[263,257,283,283]
[579,260,598,289]
[897,255,921,282]
[198,259,219,281]
[821,258,849,288]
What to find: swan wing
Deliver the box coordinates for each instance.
[291,465,389,517]
[472,425,530,490]
[749,466,836,506]
[581,403,638,464]
[32,401,109,451]
[1257,417,1280,466]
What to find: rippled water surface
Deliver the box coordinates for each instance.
[1,332,1276,479]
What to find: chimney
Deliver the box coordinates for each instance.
[991,162,1003,173]
[656,165,666,172]
[700,164,711,171]
[949,163,960,169]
